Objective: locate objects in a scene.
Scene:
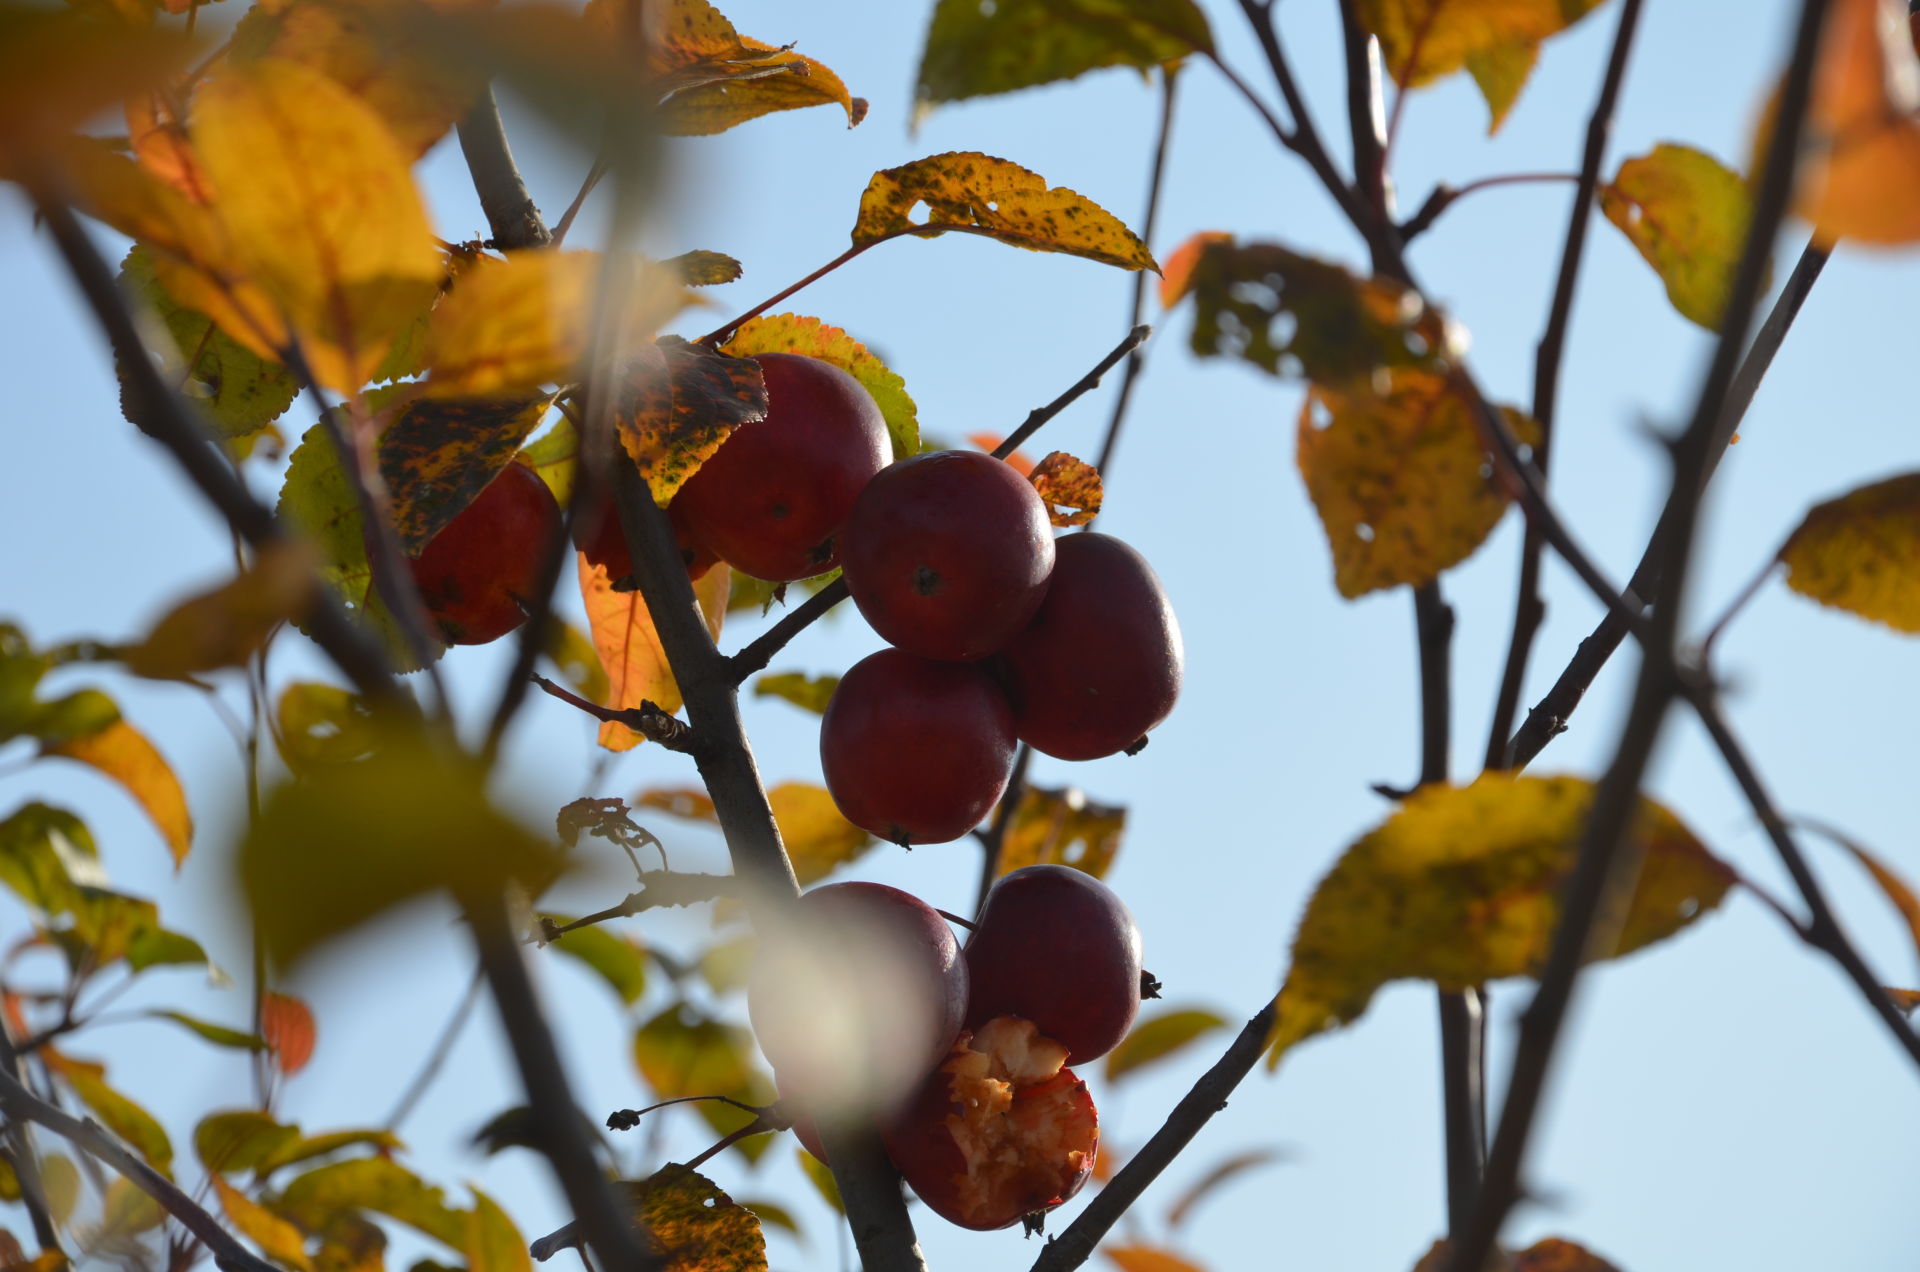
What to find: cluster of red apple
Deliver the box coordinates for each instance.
[748,865,1144,1231]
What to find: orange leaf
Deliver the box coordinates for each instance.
[262,992,317,1076]
[1103,1248,1205,1272]
[966,432,1033,475]
[1887,988,1920,1013]
[1158,230,1231,308]
[125,89,211,203]
[1794,0,1920,245]
[43,721,192,869]
[1029,451,1103,527]
[0,7,193,171]
[579,552,727,752]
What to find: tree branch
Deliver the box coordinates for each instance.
[1485,0,1647,769]
[0,1025,61,1257]
[531,674,701,755]
[1028,1002,1278,1272]
[533,873,737,940]
[457,86,553,250]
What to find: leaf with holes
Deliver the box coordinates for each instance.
[626,1164,766,1272]
[1298,373,1534,599]
[854,152,1156,271]
[615,338,768,504]
[1104,1008,1227,1081]
[378,397,553,555]
[1356,0,1609,132]
[579,552,728,752]
[723,314,920,460]
[996,785,1125,878]
[1267,774,1734,1067]
[276,683,379,773]
[1029,451,1102,527]
[1167,237,1460,392]
[916,0,1210,109]
[1599,144,1753,329]
[1778,473,1920,632]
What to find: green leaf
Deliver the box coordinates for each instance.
[146,1010,267,1051]
[465,1187,531,1272]
[750,672,837,716]
[45,1052,172,1173]
[1778,473,1920,633]
[697,934,754,997]
[274,682,379,773]
[126,926,212,972]
[633,1004,774,1164]
[119,246,298,442]
[0,624,49,735]
[662,250,743,287]
[916,0,1209,109]
[22,688,119,745]
[1103,1008,1227,1081]
[278,1158,467,1251]
[1267,773,1735,1067]
[540,919,648,1005]
[377,396,553,556]
[195,1110,302,1175]
[255,1128,404,1176]
[721,315,920,460]
[518,415,577,508]
[38,1155,78,1224]
[0,803,98,917]
[795,1148,842,1215]
[1599,143,1753,330]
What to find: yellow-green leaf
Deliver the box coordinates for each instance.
[44,1051,172,1173]
[722,314,920,460]
[1599,143,1752,330]
[465,1187,531,1272]
[750,673,838,716]
[916,0,1209,109]
[192,59,442,394]
[615,339,767,505]
[43,720,192,868]
[254,1128,403,1176]
[1298,374,1533,599]
[633,1005,774,1164]
[795,1149,842,1214]
[194,1110,301,1175]
[1168,236,1460,391]
[1268,773,1733,1066]
[122,542,316,681]
[1357,0,1609,131]
[540,619,611,716]
[662,250,743,286]
[580,551,728,752]
[1779,473,1920,632]
[995,784,1126,878]
[853,152,1156,272]
[768,782,875,886]
[378,397,554,556]
[214,1176,315,1272]
[1104,1008,1227,1081]
[146,1011,266,1052]
[278,1158,466,1251]
[540,918,649,1005]
[275,683,380,772]
[1029,450,1102,527]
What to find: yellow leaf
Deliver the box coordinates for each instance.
[541,619,612,708]
[1598,143,1753,330]
[580,553,727,751]
[1103,1248,1206,1272]
[722,314,920,459]
[628,1164,766,1272]
[1268,773,1733,1067]
[43,721,192,868]
[123,541,316,680]
[1029,451,1103,527]
[995,785,1126,878]
[1794,0,1920,245]
[1298,373,1533,599]
[1357,0,1609,130]
[1104,1008,1227,1081]
[1778,472,1920,632]
[750,672,838,716]
[192,59,442,394]
[767,782,875,885]
[1465,38,1538,135]
[214,1177,315,1272]
[0,5,193,170]
[377,396,554,555]
[854,151,1157,272]
[466,1187,532,1272]
[425,250,687,398]
[614,340,768,505]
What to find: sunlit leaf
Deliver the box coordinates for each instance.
[465,1187,531,1272]
[1793,0,1920,245]
[521,416,580,508]
[1163,1148,1286,1229]
[723,314,920,460]
[255,1128,404,1176]
[0,4,192,168]
[425,250,687,399]
[127,926,213,973]
[1104,1008,1227,1081]
[193,59,442,394]
[263,992,317,1075]
[736,1198,799,1239]
[635,787,717,821]
[275,683,380,773]
[768,782,875,886]
[279,1158,467,1251]
[1167,236,1460,391]
[854,152,1156,272]
[118,246,297,442]
[0,802,100,919]
[240,740,559,964]
[750,673,838,716]
[624,1164,766,1271]
[1298,373,1533,599]
[916,0,1208,110]
[1887,988,1920,1013]
[147,1010,267,1051]
[378,398,553,555]
[633,1004,775,1163]
[195,1110,301,1175]
[37,1156,78,1225]
[1029,451,1102,527]
[1103,1248,1205,1272]
[795,1148,842,1214]
[662,250,743,286]
[614,339,767,505]
[229,0,484,159]
[43,720,192,868]
[699,934,754,997]
[214,1175,315,1272]
[541,919,649,1005]
[1779,472,1920,632]
[1356,0,1609,132]
[996,785,1125,878]
[44,1051,172,1172]
[1416,1237,1625,1272]
[122,541,316,680]
[1267,773,1734,1067]
[1598,144,1752,330]
[580,552,728,752]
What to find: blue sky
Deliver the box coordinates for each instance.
[3,1,1919,1269]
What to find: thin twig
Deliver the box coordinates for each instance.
[384,967,484,1132]
[0,1064,269,1272]
[532,674,701,755]
[1485,0,1647,770]
[1399,173,1583,242]
[0,1026,61,1256]
[552,156,610,249]
[532,873,736,940]
[973,746,1033,918]
[1029,1002,1277,1272]
[999,325,1152,459]
[1445,5,1833,1267]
